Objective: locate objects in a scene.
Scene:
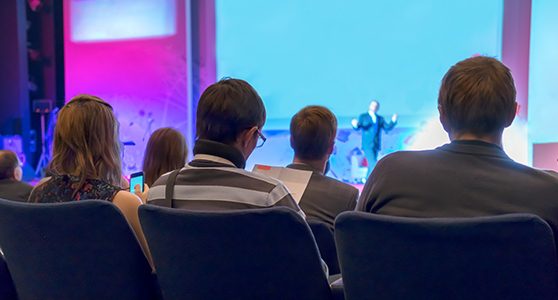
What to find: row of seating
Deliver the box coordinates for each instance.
[1,198,557,299]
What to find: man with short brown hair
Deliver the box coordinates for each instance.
[288,106,358,230]
[148,78,304,218]
[358,56,558,242]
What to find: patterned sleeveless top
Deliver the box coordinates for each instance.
[29,175,121,203]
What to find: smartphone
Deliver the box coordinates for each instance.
[129,171,144,193]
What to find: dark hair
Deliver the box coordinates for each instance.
[290,106,337,160]
[196,78,266,144]
[142,127,188,186]
[438,56,516,135]
[0,150,19,180]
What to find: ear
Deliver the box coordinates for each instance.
[240,126,258,148]
[14,166,23,181]
[290,135,295,148]
[438,105,451,133]
[327,139,335,155]
[504,102,518,128]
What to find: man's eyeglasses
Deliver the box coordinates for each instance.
[256,130,267,148]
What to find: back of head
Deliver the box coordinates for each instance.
[196,78,266,144]
[49,95,122,186]
[0,150,19,180]
[438,56,517,136]
[143,127,188,186]
[290,106,337,161]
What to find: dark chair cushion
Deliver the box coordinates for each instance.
[0,199,158,300]
[0,253,17,300]
[140,205,333,300]
[309,220,340,275]
[335,212,558,300]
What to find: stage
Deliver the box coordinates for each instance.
[2,0,558,181]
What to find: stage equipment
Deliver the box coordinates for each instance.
[33,99,53,176]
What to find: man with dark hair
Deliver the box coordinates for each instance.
[357,56,558,239]
[351,100,397,177]
[0,150,32,202]
[147,78,303,217]
[288,106,358,230]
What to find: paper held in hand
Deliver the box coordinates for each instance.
[252,164,312,204]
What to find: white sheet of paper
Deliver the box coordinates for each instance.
[252,164,312,204]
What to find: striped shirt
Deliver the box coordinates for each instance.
[147,140,305,218]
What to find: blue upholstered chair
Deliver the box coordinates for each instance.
[335,212,558,300]
[0,199,159,300]
[139,205,333,300]
[0,252,17,300]
[308,220,340,275]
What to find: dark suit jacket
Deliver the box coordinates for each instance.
[358,140,558,245]
[287,163,358,230]
[356,113,396,151]
[0,179,33,202]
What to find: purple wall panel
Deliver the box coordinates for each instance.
[64,0,189,174]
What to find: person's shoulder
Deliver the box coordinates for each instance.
[113,190,142,207]
[377,149,437,165]
[10,180,33,189]
[514,164,558,186]
[150,168,183,187]
[17,181,33,194]
[228,168,288,187]
[314,173,358,194]
[29,176,52,194]
[34,176,52,187]
[314,173,359,206]
[371,150,442,180]
[542,169,558,178]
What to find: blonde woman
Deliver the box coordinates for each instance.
[29,95,151,263]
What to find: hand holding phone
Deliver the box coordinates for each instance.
[129,172,144,193]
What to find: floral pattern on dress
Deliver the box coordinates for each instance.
[29,175,121,203]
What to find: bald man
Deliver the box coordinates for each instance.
[0,150,32,202]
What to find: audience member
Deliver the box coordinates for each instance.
[288,106,358,230]
[29,95,151,262]
[142,127,187,187]
[147,78,304,217]
[0,150,32,202]
[357,56,558,240]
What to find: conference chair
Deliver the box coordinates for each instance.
[308,220,340,275]
[0,199,159,300]
[335,212,558,300]
[0,252,17,300]
[139,205,333,300]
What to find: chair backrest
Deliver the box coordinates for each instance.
[139,205,332,300]
[308,220,340,275]
[335,212,558,300]
[0,199,158,300]
[0,253,17,300]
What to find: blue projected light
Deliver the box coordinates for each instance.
[71,0,176,42]
[216,0,503,129]
[529,0,558,144]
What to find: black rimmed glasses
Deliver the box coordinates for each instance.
[256,129,267,148]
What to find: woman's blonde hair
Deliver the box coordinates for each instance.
[48,95,122,191]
